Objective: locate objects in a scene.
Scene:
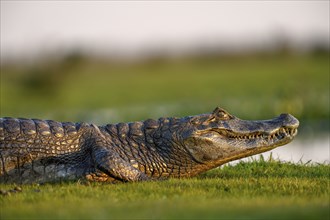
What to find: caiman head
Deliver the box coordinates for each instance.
[177,107,299,169]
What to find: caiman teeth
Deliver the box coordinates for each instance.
[268,127,298,140]
[213,127,297,141]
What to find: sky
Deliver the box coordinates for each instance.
[1,1,329,61]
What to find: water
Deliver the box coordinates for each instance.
[233,135,330,164]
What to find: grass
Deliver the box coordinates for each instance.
[1,159,329,220]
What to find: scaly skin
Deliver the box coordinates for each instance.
[0,107,299,183]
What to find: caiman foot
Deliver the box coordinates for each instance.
[85,171,118,183]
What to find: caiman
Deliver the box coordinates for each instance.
[0,107,299,184]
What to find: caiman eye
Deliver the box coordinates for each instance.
[218,111,229,120]
[212,107,231,120]
[208,113,229,122]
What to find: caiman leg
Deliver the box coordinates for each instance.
[89,125,150,182]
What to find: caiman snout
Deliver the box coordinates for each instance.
[278,113,300,128]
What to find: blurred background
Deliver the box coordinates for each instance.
[1,1,329,163]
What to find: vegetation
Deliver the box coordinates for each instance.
[1,158,329,220]
[1,52,329,219]
[1,53,329,133]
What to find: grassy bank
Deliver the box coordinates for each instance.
[1,159,329,220]
[1,52,329,219]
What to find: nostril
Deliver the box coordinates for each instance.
[277,114,290,122]
[279,113,289,118]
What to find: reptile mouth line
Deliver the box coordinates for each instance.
[210,127,298,141]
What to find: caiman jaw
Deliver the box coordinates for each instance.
[212,126,298,145]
